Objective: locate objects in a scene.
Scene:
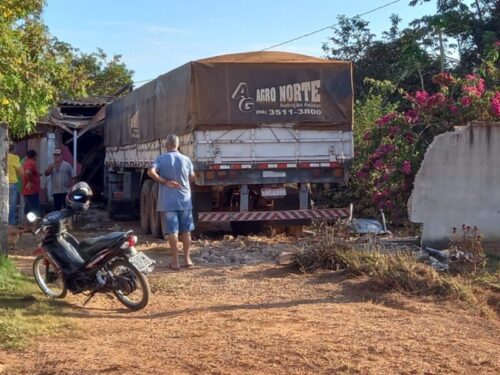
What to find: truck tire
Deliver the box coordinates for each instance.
[107,198,119,220]
[140,180,153,234]
[230,220,262,235]
[192,191,212,238]
[149,182,162,238]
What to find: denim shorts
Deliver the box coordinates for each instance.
[163,210,195,235]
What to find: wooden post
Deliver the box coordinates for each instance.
[0,123,8,255]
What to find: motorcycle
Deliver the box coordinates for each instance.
[27,208,155,311]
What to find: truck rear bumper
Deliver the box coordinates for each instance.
[197,207,350,222]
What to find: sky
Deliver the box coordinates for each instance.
[43,0,437,85]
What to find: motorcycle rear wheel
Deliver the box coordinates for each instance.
[111,259,151,311]
[33,256,68,298]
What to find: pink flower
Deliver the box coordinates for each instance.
[403,132,414,145]
[356,171,368,179]
[462,75,485,97]
[494,41,500,48]
[373,159,385,170]
[363,131,371,141]
[461,96,472,107]
[401,160,412,175]
[372,189,391,204]
[376,112,397,128]
[433,72,456,87]
[449,105,458,114]
[405,109,419,124]
[491,92,500,117]
[428,92,447,106]
[389,126,400,136]
[415,91,430,107]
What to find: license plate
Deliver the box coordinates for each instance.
[129,252,155,273]
[261,187,287,197]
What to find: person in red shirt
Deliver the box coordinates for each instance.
[22,149,41,217]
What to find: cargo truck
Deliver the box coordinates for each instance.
[103,51,353,236]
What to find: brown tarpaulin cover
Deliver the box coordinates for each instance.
[104,51,353,147]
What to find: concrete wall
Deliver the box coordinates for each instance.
[409,123,500,252]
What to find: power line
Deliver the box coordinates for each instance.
[261,0,402,51]
[133,78,154,85]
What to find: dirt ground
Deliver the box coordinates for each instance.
[1,223,499,375]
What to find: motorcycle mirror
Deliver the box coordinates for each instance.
[26,212,38,223]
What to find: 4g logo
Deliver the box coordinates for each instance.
[231,82,255,113]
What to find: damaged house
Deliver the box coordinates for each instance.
[13,96,113,209]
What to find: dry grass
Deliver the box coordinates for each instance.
[292,227,500,317]
[3,262,499,375]
[2,223,499,374]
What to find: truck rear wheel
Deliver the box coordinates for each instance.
[149,182,163,238]
[140,180,153,234]
[192,191,212,238]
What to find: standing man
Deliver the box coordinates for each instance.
[7,143,23,225]
[22,149,41,217]
[44,148,74,210]
[148,134,195,270]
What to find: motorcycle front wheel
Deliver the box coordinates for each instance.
[33,255,68,298]
[110,259,151,311]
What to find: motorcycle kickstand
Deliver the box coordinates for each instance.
[82,291,97,306]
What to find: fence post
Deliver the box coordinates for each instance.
[0,123,9,255]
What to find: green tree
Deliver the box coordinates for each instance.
[323,14,438,99]
[71,48,134,97]
[0,0,70,136]
[0,1,134,137]
[410,0,499,72]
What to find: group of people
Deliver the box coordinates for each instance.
[8,134,195,270]
[8,145,75,228]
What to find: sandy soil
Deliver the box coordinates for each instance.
[1,225,499,375]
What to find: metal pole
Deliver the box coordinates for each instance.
[73,130,77,177]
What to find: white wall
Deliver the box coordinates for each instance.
[409,123,500,253]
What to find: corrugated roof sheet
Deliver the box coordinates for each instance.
[57,96,114,107]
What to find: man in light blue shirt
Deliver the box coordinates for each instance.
[148,134,195,270]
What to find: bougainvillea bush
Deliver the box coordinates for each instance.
[351,43,500,223]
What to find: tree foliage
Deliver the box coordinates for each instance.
[323,1,499,99]
[324,0,499,222]
[0,0,133,137]
[351,51,499,222]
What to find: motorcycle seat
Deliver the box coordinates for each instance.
[78,232,128,260]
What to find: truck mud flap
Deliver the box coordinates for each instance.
[197,208,350,222]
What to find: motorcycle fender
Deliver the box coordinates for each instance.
[33,247,43,255]
[122,247,138,257]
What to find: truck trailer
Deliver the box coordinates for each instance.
[103,51,353,236]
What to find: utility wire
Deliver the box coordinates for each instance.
[134,0,460,83]
[261,0,402,51]
[133,78,154,85]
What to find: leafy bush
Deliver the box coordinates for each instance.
[349,45,500,222]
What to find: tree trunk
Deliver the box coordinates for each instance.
[417,66,425,92]
[474,0,484,22]
[0,123,8,255]
[438,29,445,73]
